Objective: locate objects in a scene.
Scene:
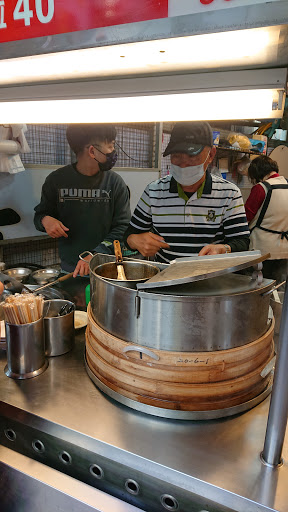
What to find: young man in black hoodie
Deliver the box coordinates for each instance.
[34,124,130,277]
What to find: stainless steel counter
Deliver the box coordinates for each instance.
[0,445,141,512]
[0,278,288,511]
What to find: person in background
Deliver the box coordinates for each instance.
[124,121,250,262]
[245,155,288,283]
[34,124,131,277]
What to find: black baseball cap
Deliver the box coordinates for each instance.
[163,121,213,157]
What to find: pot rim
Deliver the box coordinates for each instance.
[138,280,275,300]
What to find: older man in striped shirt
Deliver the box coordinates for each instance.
[124,121,250,263]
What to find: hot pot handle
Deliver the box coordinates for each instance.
[261,280,286,297]
[122,345,160,361]
[79,251,94,262]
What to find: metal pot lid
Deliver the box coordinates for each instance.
[137,250,270,290]
[142,273,274,297]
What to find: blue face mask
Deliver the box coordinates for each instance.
[94,147,118,171]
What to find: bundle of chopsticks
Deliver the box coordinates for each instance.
[2,293,44,324]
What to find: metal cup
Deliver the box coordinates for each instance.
[44,300,75,357]
[4,318,48,379]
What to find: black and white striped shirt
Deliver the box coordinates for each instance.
[124,172,250,263]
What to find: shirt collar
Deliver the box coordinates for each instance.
[203,171,212,194]
[169,171,212,197]
[169,176,178,193]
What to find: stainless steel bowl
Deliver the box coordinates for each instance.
[3,268,32,282]
[31,268,60,285]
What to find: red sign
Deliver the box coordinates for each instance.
[0,0,168,43]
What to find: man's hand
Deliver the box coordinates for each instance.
[42,216,69,239]
[198,244,230,256]
[127,232,170,257]
[73,254,93,278]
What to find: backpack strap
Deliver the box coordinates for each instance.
[255,181,272,229]
[250,181,271,233]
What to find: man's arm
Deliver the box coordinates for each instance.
[123,186,169,257]
[228,236,250,252]
[34,175,58,231]
[123,185,153,251]
[222,188,250,251]
[34,175,69,238]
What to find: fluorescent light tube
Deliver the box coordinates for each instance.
[0,89,282,123]
[0,26,280,85]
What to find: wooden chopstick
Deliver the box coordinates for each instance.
[2,292,45,324]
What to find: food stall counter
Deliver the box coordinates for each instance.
[0,279,288,512]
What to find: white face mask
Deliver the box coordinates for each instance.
[170,153,210,186]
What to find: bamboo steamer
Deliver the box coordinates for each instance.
[86,305,274,411]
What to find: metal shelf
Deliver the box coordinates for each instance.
[216,146,263,156]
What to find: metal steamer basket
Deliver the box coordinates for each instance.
[90,252,275,352]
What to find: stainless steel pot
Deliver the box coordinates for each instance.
[90,253,275,351]
[94,261,159,289]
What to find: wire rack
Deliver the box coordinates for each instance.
[115,123,155,168]
[21,125,72,166]
[22,123,156,168]
[2,238,60,268]
[161,132,171,177]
